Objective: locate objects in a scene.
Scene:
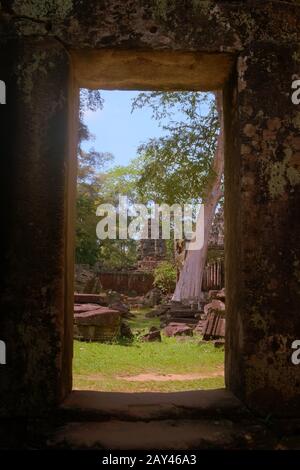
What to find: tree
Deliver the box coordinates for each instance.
[76,92,142,269]
[95,163,141,270]
[76,89,113,265]
[173,92,223,302]
[132,91,218,205]
[153,261,177,294]
[132,90,223,302]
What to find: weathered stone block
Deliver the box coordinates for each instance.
[74,305,121,342]
[164,323,193,337]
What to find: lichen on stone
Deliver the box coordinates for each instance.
[245,334,299,401]
[267,146,300,198]
[250,311,267,332]
[153,0,211,19]
[17,51,50,104]
[13,0,73,20]
[293,112,300,128]
[292,50,300,63]
[153,0,170,19]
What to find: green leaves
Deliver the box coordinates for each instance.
[132,91,219,205]
[75,89,220,268]
[76,89,140,267]
[153,261,177,294]
[75,193,100,265]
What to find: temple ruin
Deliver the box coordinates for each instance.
[0,0,300,450]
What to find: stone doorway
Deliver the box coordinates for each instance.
[1,2,300,428]
[72,87,225,394]
[43,45,300,418]
[69,52,231,399]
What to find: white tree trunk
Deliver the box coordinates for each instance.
[172,92,224,303]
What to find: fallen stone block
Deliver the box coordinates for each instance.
[141,327,162,342]
[74,306,121,342]
[214,339,225,348]
[204,299,225,316]
[74,293,107,305]
[216,288,225,302]
[202,312,226,340]
[74,303,105,313]
[164,322,193,337]
[194,320,205,335]
[109,301,130,316]
[120,321,134,339]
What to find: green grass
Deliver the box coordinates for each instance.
[73,337,224,392]
[73,307,224,392]
[74,375,224,393]
[128,307,161,332]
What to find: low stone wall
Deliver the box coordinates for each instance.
[74,304,121,342]
[99,270,154,295]
[202,259,224,291]
[75,265,101,293]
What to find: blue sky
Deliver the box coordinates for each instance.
[82,90,166,169]
[82,90,213,171]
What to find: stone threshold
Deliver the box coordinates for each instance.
[48,390,300,449]
[59,388,250,422]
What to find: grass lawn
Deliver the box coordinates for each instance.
[73,307,224,392]
[127,307,161,332]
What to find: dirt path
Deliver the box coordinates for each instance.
[118,371,224,382]
[75,369,224,383]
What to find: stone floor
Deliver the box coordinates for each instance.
[49,419,271,450]
[46,389,300,450]
[1,389,300,449]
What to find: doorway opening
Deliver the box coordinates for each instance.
[72,87,225,394]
